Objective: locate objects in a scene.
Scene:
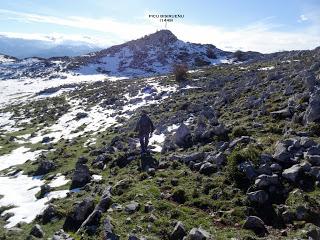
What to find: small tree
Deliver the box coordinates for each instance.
[173,64,188,82]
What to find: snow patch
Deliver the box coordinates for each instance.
[48,174,69,188]
[0,147,42,171]
[258,66,275,71]
[0,172,73,228]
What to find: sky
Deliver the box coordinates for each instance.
[0,0,319,53]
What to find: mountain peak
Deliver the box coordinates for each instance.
[134,29,178,46]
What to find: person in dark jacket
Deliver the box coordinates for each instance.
[135,110,154,153]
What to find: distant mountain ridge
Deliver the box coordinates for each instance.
[0,34,102,58]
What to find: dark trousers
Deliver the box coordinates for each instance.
[139,133,149,153]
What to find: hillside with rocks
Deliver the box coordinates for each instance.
[0,30,320,239]
[0,30,235,81]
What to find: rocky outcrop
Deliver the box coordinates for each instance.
[174,123,193,148]
[304,90,320,124]
[63,198,95,232]
[70,161,91,189]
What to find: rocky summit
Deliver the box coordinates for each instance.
[0,30,320,240]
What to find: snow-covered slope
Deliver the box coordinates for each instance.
[73,30,233,77]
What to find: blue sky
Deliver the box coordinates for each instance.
[0,0,319,52]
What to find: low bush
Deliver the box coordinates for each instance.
[173,64,188,82]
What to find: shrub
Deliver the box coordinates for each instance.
[173,64,188,82]
[226,146,260,190]
[232,126,249,138]
[172,188,187,203]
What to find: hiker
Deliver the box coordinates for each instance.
[135,110,154,153]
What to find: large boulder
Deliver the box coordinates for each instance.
[41,204,59,224]
[92,154,112,169]
[282,164,303,182]
[300,137,317,148]
[30,224,44,238]
[270,107,293,119]
[125,201,140,214]
[172,152,205,164]
[238,161,257,180]
[103,217,119,240]
[75,112,88,120]
[306,146,320,166]
[304,90,320,124]
[174,123,193,148]
[35,160,56,175]
[77,210,102,234]
[304,73,318,92]
[273,141,294,163]
[187,227,212,240]
[243,216,267,236]
[247,190,269,204]
[199,162,216,175]
[309,167,320,180]
[70,163,91,189]
[194,118,207,142]
[96,186,113,212]
[205,152,226,168]
[63,198,95,232]
[254,174,279,188]
[170,221,187,240]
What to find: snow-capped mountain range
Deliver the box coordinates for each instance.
[0,34,103,58]
[0,30,235,80]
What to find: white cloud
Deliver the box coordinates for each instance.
[0,8,319,53]
[299,14,309,22]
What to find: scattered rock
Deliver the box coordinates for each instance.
[172,152,205,164]
[174,123,193,148]
[199,162,216,175]
[41,204,59,224]
[255,174,279,188]
[247,190,269,204]
[77,209,102,234]
[282,164,303,182]
[273,141,293,162]
[271,107,293,119]
[70,163,91,189]
[38,184,51,198]
[63,198,95,232]
[75,112,88,120]
[238,161,257,180]
[125,201,140,214]
[103,217,119,240]
[187,227,212,240]
[205,152,226,168]
[35,160,56,175]
[30,224,44,238]
[170,221,187,240]
[304,90,320,124]
[52,229,74,240]
[243,216,267,236]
